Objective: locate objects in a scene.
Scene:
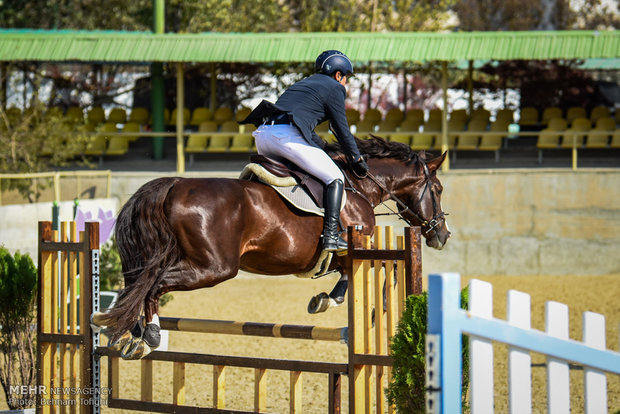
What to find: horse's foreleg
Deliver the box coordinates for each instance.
[307,273,348,314]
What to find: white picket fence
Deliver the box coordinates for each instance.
[426,272,620,414]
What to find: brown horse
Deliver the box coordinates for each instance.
[92,136,450,359]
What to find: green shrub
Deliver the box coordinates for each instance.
[0,247,37,409]
[387,288,470,413]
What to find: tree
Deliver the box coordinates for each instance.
[0,247,37,410]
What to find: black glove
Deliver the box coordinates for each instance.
[351,156,369,178]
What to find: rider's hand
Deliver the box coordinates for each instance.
[351,156,369,178]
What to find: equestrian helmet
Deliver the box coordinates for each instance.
[315,50,354,77]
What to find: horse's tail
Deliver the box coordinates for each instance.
[101,177,182,341]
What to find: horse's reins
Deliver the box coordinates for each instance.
[345,162,446,237]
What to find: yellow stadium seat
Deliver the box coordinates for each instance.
[456,119,487,150]
[190,107,212,126]
[421,119,442,150]
[363,108,382,124]
[389,133,411,146]
[561,117,590,148]
[566,106,587,126]
[229,126,255,152]
[479,121,508,162]
[87,107,105,126]
[108,107,127,124]
[471,108,491,124]
[399,117,423,132]
[168,107,190,126]
[213,107,233,125]
[65,106,84,124]
[377,121,399,139]
[235,107,252,122]
[450,109,468,124]
[428,108,444,123]
[405,108,424,125]
[346,108,360,125]
[610,129,620,148]
[354,119,376,138]
[410,134,433,151]
[585,117,614,148]
[541,107,563,126]
[185,121,218,165]
[384,108,404,125]
[122,122,141,142]
[518,107,539,127]
[106,137,128,156]
[589,106,610,124]
[206,120,237,152]
[537,118,567,163]
[128,107,149,125]
[495,109,514,125]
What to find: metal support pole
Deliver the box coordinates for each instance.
[176,63,186,174]
[151,0,165,160]
[441,61,450,171]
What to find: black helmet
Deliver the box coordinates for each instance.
[315,50,354,77]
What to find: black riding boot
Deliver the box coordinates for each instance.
[322,179,347,252]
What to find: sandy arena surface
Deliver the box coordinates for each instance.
[1,273,619,413]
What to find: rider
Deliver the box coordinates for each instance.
[241,50,368,252]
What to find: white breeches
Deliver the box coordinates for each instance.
[253,124,344,185]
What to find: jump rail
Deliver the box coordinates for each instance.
[426,272,620,414]
[36,222,422,414]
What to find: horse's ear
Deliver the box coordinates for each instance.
[427,151,447,171]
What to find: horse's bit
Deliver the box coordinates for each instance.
[345,162,446,237]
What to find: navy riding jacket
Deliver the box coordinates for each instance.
[241,73,361,161]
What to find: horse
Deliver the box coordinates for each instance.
[92,136,450,359]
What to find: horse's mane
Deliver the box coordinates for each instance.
[325,135,427,166]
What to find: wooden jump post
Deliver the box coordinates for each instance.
[36,222,422,414]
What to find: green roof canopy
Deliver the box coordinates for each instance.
[0,29,618,64]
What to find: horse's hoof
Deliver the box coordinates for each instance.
[308,292,330,314]
[108,331,133,351]
[121,337,154,360]
[143,323,161,348]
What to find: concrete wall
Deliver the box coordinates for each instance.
[415,168,620,276]
[1,169,618,276]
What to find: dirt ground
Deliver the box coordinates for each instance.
[1,273,619,413]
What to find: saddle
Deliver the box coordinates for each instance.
[244,155,326,208]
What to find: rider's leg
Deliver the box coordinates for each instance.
[254,125,347,251]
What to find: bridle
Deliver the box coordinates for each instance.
[345,161,446,237]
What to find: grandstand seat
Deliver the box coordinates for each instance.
[420,119,442,150]
[190,107,212,127]
[450,109,468,124]
[65,106,84,124]
[363,108,382,125]
[566,106,587,126]
[354,119,376,138]
[471,108,491,124]
[87,107,105,126]
[44,106,63,121]
[84,134,107,165]
[518,106,539,127]
[384,108,404,125]
[234,107,252,123]
[388,133,411,146]
[229,124,255,152]
[456,118,487,151]
[213,107,234,125]
[611,129,620,148]
[314,121,332,142]
[106,136,129,156]
[206,120,237,152]
[405,108,425,125]
[428,109,444,123]
[186,121,218,165]
[589,105,610,124]
[121,122,141,142]
[168,107,190,127]
[346,108,361,125]
[376,121,399,139]
[585,117,614,148]
[128,107,149,125]
[536,118,567,163]
[410,134,433,151]
[561,117,590,148]
[399,117,423,133]
[108,108,127,124]
[541,107,563,126]
[495,109,514,125]
[479,121,508,162]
